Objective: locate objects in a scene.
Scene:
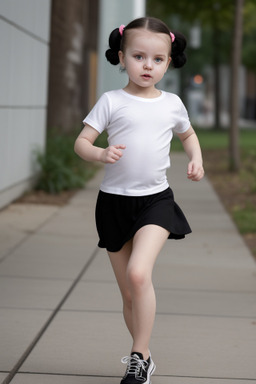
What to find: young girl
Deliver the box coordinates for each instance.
[75,16,204,384]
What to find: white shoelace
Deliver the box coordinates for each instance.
[121,354,148,379]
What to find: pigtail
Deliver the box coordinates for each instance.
[171,31,187,68]
[105,28,122,65]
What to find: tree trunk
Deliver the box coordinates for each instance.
[47,0,99,133]
[214,55,221,130]
[229,0,244,171]
[213,25,221,130]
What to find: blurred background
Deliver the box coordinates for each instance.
[0,0,256,255]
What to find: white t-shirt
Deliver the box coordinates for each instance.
[83,89,190,196]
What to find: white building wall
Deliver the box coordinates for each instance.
[0,0,51,209]
[97,0,146,98]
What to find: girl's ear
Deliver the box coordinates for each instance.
[118,50,125,67]
[165,57,172,72]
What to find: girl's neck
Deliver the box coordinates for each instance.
[123,83,161,99]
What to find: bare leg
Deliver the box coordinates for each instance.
[108,240,133,336]
[109,225,169,360]
[127,225,169,359]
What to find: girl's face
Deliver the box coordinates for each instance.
[119,28,171,96]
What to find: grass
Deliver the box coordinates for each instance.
[232,205,256,234]
[172,128,256,151]
[172,130,227,151]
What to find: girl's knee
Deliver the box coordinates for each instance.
[127,266,151,292]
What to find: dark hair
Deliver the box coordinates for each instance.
[105,17,187,69]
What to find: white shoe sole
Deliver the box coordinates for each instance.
[146,360,156,384]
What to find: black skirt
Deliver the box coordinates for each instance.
[95,187,191,252]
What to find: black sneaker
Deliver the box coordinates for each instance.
[120,352,156,384]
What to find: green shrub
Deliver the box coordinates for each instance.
[35,132,99,194]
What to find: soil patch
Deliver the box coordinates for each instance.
[15,189,78,206]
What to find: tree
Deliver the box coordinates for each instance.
[229,0,244,171]
[147,0,234,130]
[147,0,256,174]
[242,1,256,73]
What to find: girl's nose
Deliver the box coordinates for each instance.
[144,59,153,69]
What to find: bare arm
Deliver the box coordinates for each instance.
[177,126,204,181]
[74,124,126,164]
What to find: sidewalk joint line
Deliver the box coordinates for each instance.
[6,371,121,379]
[5,370,256,381]
[58,308,256,321]
[1,247,99,384]
[0,274,75,282]
[157,373,256,381]
[156,286,256,295]
[1,307,255,321]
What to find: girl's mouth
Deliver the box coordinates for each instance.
[142,74,152,79]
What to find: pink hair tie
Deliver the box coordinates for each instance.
[119,24,125,36]
[170,32,175,43]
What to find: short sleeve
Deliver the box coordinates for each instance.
[83,93,111,134]
[173,100,191,134]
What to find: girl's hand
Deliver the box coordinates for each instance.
[100,144,126,164]
[187,160,204,181]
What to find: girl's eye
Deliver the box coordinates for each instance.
[155,58,163,63]
[135,55,143,60]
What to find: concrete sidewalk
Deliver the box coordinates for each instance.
[0,153,256,384]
